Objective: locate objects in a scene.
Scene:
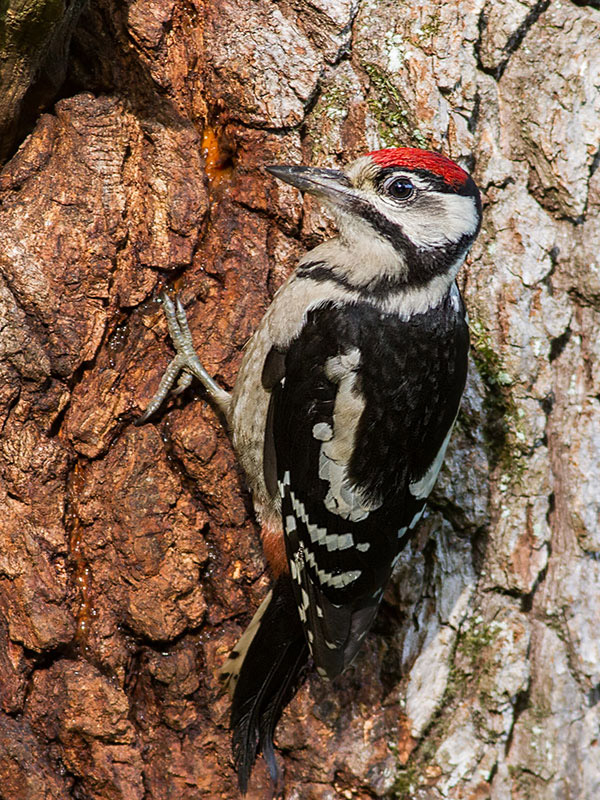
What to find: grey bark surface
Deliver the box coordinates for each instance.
[0,1,599,798]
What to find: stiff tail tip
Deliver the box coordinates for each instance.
[220,590,274,697]
[220,576,309,794]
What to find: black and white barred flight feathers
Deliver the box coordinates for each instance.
[139,147,482,793]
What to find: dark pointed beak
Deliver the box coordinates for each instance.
[266,165,353,205]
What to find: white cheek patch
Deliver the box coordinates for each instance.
[371,191,478,250]
[432,192,479,242]
[301,231,408,290]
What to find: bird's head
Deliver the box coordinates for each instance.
[267,148,482,290]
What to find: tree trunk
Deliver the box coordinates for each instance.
[0,0,87,162]
[0,1,599,798]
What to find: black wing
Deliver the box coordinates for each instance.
[267,295,468,678]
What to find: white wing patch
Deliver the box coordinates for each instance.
[318,348,382,522]
[409,507,425,529]
[285,488,362,589]
[303,543,361,589]
[285,515,297,535]
[450,282,461,312]
[288,491,355,552]
[409,424,455,500]
[290,536,362,591]
[312,422,333,441]
[277,469,292,498]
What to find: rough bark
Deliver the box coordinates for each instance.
[0,0,87,162]
[0,1,599,798]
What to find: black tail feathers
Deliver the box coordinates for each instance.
[224,574,309,794]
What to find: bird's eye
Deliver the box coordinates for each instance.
[384,177,415,201]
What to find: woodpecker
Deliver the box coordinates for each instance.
[138,147,482,793]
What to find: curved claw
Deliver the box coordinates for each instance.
[173,371,193,396]
[136,292,231,425]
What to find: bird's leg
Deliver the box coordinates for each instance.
[137,293,231,424]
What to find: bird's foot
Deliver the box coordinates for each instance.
[137,293,230,424]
